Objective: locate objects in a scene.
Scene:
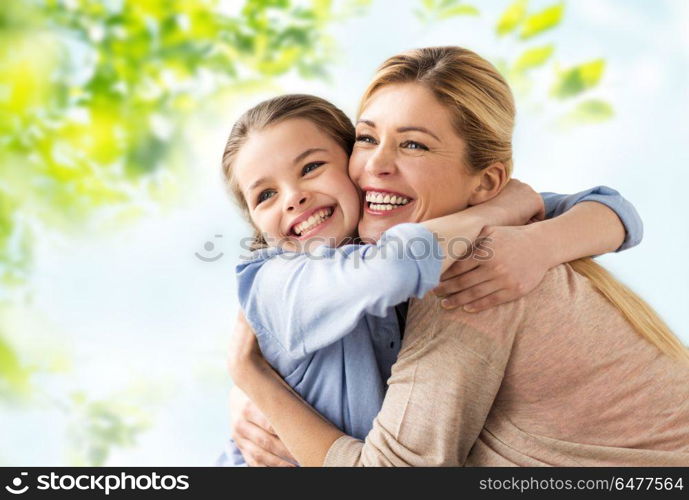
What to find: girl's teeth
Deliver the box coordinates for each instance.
[383,194,390,203]
[294,208,333,236]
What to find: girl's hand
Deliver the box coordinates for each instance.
[486,179,545,227]
[227,311,268,386]
[432,224,553,312]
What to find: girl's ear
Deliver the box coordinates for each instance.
[468,162,508,205]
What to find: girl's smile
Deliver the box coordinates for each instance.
[233,118,361,252]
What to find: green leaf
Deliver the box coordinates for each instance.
[0,334,30,395]
[513,44,554,72]
[520,3,564,39]
[557,99,614,128]
[439,5,480,19]
[496,0,528,36]
[551,59,605,98]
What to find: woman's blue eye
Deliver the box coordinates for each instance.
[302,161,324,175]
[257,190,275,204]
[355,135,376,144]
[401,140,429,151]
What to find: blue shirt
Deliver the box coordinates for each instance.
[216,186,643,466]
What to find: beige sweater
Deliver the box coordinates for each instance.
[324,263,689,466]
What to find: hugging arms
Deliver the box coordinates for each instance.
[220,47,688,467]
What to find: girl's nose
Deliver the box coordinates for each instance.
[285,189,309,212]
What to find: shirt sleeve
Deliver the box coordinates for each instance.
[323,295,522,467]
[540,186,643,252]
[214,439,247,467]
[237,223,443,359]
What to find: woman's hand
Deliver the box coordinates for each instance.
[228,386,297,467]
[432,224,553,312]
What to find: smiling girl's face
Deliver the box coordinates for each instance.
[233,118,362,252]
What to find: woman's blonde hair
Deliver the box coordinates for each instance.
[363,46,689,363]
[221,94,355,250]
[359,46,515,175]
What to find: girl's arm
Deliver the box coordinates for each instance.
[228,313,349,466]
[540,185,643,252]
[239,181,541,359]
[434,186,643,312]
[230,292,515,467]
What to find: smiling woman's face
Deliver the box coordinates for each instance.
[350,82,481,242]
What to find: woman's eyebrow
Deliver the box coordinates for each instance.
[356,119,440,141]
[396,126,440,141]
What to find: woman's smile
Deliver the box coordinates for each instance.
[362,188,414,216]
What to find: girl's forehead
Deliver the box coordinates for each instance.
[234,122,338,188]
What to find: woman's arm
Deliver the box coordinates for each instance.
[231,294,516,466]
[228,313,344,466]
[434,186,643,312]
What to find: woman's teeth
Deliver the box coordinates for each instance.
[365,191,411,211]
[293,207,334,236]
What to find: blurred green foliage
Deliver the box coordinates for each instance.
[0,0,365,464]
[551,59,605,98]
[518,2,563,39]
[496,0,527,35]
[493,0,612,127]
[67,391,150,466]
[0,332,31,397]
[0,0,355,291]
[415,0,479,24]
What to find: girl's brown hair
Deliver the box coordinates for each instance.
[222,94,355,249]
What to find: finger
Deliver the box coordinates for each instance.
[463,289,516,313]
[433,267,491,298]
[237,437,296,467]
[438,258,480,284]
[440,280,501,310]
[234,419,295,462]
[244,402,277,434]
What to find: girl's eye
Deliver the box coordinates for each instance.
[302,161,325,176]
[355,134,377,145]
[257,189,276,205]
[401,140,429,151]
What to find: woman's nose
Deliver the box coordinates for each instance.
[365,147,396,177]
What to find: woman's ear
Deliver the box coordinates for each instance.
[468,162,508,205]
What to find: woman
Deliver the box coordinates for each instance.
[228,47,689,466]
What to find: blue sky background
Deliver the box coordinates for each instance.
[3,0,688,465]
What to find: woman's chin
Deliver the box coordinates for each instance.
[358,214,406,243]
